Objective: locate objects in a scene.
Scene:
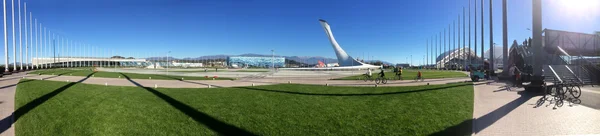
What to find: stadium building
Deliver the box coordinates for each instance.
[227,56,285,68]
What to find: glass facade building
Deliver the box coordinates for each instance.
[227,56,285,68]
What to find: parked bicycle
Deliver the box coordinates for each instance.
[564,79,582,99]
[537,79,583,108]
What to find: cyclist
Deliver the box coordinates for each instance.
[416,71,423,80]
[396,67,403,78]
[365,68,372,78]
[378,68,385,78]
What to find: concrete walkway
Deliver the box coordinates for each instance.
[0,72,30,136]
[24,74,471,88]
[473,81,600,136]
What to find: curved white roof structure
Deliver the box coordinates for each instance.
[318,19,378,69]
[435,47,478,68]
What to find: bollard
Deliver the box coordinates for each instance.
[154,84,158,88]
[252,83,255,86]
[40,78,43,80]
[208,85,211,88]
[288,81,291,84]
[105,83,108,86]
[326,83,329,86]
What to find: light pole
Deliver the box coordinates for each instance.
[167,51,170,75]
[489,0,494,77]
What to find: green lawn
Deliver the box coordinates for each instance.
[29,69,233,80]
[15,80,473,135]
[335,70,468,80]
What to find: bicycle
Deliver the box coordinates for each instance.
[394,74,403,80]
[564,80,582,99]
[363,74,374,82]
[414,76,424,82]
[375,77,388,84]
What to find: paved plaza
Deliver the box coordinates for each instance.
[1,69,600,135]
[473,81,600,136]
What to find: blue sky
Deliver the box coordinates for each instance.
[2,0,599,65]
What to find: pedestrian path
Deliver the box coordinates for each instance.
[0,72,31,136]
[472,82,600,136]
[24,74,471,88]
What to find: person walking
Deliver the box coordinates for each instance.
[509,64,520,87]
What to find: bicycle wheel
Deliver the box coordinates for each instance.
[556,98,564,107]
[363,76,368,82]
[382,78,388,84]
[375,78,381,84]
[570,85,581,98]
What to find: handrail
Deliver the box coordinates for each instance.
[581,65,600,84]
[564,65,583,84]
[548,65,563,83]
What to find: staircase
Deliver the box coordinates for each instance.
[543,65,560,84]
[545,65,584,84]
[567,65,595,85]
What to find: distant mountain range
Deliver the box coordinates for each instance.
[129,53,394,65]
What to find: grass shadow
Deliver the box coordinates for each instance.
[0,72,96,134]
[119,73,256,135]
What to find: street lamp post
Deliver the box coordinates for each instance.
[167,51,170,75]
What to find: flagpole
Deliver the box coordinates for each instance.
[24,2,27,70]
[11,0,16,71]
[18,0,22,71]
[3,0,8,73]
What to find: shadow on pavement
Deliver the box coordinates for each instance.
[431,90,537,135]
[0,80,36,90]
[119,73,256,136]
[0,72,96,134]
